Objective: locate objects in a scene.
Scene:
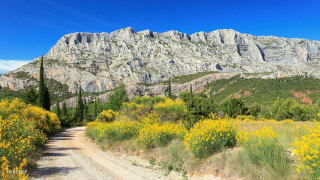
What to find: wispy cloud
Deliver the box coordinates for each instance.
[0,60,31,74]
[38,0,117,28]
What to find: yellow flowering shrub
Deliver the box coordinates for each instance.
[0,114,47,179]
[97,110,119,122]
[137,122,187,148]
[122,102,147,120]
[138,112,160,126]
[184,119,237,158]
[292,125,320,179]
[0,98,60,179]
[153,98,187,122]
[22,105,61,134]
[87,120,141,141]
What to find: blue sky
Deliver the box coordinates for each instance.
[0,0,319,73]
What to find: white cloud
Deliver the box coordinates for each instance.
[0,60,32,74]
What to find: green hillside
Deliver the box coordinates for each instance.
[206,75,320,107]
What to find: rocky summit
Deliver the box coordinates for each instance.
[1,27,320,93]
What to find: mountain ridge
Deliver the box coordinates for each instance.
[1,27,320,94]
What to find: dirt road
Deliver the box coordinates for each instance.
[32,127,174,180]
[32,127,221,180]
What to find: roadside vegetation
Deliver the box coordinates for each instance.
[86,83,320,179]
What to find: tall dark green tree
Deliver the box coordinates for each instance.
[94,97,98,117]
[189,84,193,97]
[56,101,61,119]
[38,56,46,108]
[74,86,85,125]
[44,86,51,110]
[62,101,68,116]
[168,80,172,99]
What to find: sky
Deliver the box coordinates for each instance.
[0,0,319,73]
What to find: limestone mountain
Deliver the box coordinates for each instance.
[1,27,320,93]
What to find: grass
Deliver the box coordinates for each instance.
[163,71,218,84]
[207,75,320,107]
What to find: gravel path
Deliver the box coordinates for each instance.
[31,127,221,180]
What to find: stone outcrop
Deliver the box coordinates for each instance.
[1,27,320,93]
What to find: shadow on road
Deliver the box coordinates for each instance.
[32,167,81,178]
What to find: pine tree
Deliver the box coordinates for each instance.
[168,80,172,99]
[56,101,61,119]
[38,56,45,108]
[62,101,68,116]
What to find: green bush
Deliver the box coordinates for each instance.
[105,84,128,111]
[221,98,249,118]
[271,98,314,121]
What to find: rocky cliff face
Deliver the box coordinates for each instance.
[1,27,320,93]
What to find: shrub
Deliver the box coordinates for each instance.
[0,99,52,179]
[221,98,248,118]
[153,98,187,122]
[184,119,237,158]
[122,102,147,119]
[137,122,187,148]
[22,105,61,134]
[138,112,160,126]
[238,127,290,178]
[97,110,118,122]
[248,103,261,117]
[292,125,320,179]
[271,98,313,121]
[105,84,128,111]
[87,120,141,141]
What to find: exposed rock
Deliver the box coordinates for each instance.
[1,27,320,93]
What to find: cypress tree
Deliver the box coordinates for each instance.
[94,97,98,117]
[62,101,68,116]
[74,86,84,125]
[56,101,61,119]
[168,80,172,99]
[38,56,45,108]
[189,84,193,97]
[44,86,51,111]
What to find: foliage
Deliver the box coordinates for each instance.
[105,84,128,111]
[184,117,237,158]
[97,110,118,122]
[38,56,46,109]
[86,120,141,141]
[74,86,85,125]
[168,80,172,99]
[220,98,249,118]
[0,98,60,179]
[270,97,314,121]
[163,71,217,84]
[22,87,38,105]
[237,127,291,179]
[137,122,186,148]
[292,125,320,179]
[153,98,187,122]
[248,103,261,117]
[208,75,320,107]
[180,91,217,129]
